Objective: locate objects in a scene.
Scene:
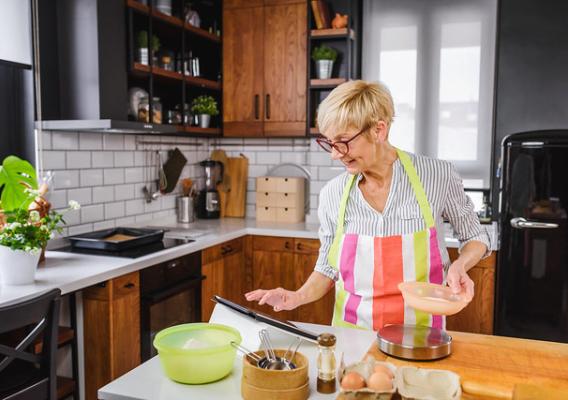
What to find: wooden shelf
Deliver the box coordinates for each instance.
[57,376,75,400]
[33,326,74,354]
[310,78,347,88]
[152,66,183,81]
[178,126,221,135]
[132,62,151,74]
[186,76,222,90]
[310,28,354,39]
[126,0,221,43]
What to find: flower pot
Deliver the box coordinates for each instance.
[315,59,334,80]
[198,114,211,128]
[0,245,41,285]
[138,48,149,65]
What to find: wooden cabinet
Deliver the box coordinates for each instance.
[83,271,140,400]
[223,0,306,137]
[251,236,335,324]
[201,237,247,321]
[446,249,497,335]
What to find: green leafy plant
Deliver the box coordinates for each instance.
[191,95,219,116]
[311,45,338,61]
[0,156,38,213]
[137,31,161,52]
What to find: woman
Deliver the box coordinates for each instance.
[246,80,491,330]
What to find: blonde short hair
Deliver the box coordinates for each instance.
[316,80,394,137]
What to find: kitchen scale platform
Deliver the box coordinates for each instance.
[377,324,452,360]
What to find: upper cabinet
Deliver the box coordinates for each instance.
[223,0,307,137]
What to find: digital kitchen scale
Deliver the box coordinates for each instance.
[377,324,452,360]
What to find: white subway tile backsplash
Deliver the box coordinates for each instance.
[80,169,104,187]
[309,152,332,166]
[161,195,176,209]
[318,166,345,181]
[124,167,143,183]
[114,184,135,201]
[256,152,280,165]
[124,135,136,150]
[54,170,79,189]
[105,201,125,219]
[134,152,146,166]
[43,151,66,170]
[281,152,307,164]
[81,204,104,223]
[135,214,153,223]
[246,191,256,205]
[52,132,79,150]
[125,199,144,216]
[62,209,81,226]
[79,133,103,150]
[67,188,92,206]
[246,204,255,218]
[114,152,134,167]
[92,151,114,168]
[68,223,94,236]
[144,198,162,213]
[115,216,136,226]
[41,133,52,150]
[104,168,124,185]
[92,186,114,203]
[94,220,116,230]
[103,134,124,150]
[248,165,268,178]
[48,190,67,209]
[66,151,91,169]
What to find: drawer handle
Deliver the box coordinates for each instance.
[265,192,268,196]
[285,241,291,250]
[296,243,303,251]
[221,246,233,255]
[284,178,288,182]
[124,282,135,289]
[284,193,288,197]
[265,207,268,210]
[265,178,269,181]
[167,261,179,269]
[284,208,288,211]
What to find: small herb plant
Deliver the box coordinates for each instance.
[311,45,338,61]
[191,95,219,116]
[137,31,161,52]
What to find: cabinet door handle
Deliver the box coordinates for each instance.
[254,94,259,119]
[284,241,291,250]
[265,94,270,119]
[124,282,135,289]
[167,261,179,269]
[296,243,303,251]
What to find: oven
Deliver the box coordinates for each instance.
[140,251,203,361]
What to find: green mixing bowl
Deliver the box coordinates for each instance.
[153,323,242,384]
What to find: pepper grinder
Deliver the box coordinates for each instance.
[316,333,337,394]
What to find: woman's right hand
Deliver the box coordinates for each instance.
[245,287,302,312]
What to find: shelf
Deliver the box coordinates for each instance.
[310,78,347,88]
[185,76,222,90]
[57,376,75,400]
[310,28,355,39]
[178,126,221,135]
[132,62,151,74]
[126,0,221,43]
[152,66,183,81]
[33,326,74,354]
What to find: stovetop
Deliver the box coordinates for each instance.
[54,237,195,258]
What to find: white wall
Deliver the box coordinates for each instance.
[0,0,32,65]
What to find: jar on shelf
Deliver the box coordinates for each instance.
[152,97,163,124]
[316,333,337,394]
[137,96,150,123]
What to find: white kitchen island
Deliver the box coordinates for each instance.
[98,320,377,400]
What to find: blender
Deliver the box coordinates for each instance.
[197,159,223,219]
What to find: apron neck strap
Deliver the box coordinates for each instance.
[396,148,435,228]
[334,174,357,238]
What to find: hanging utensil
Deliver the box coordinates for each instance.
[157,150,168,193]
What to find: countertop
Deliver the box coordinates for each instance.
[0,217,498,307]
[98,305,568,400]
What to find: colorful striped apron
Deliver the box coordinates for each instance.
[328,149,445,330]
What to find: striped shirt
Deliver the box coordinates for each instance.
[315,152,492,280]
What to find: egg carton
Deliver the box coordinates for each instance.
[337,356,461,400]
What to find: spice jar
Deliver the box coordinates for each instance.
[152,97,162,124]
[316,333,337,394]
[138,96,150,123]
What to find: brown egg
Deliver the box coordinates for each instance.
[341,371,366,390]
[367,371,393,392]
[373,364,394,379]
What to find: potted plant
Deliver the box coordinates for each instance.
[0,156,80,285]
[312,45,338,80]
[137,31,161,66]
[191,95,219,128]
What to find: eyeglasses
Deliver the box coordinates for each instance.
[315,126,368,155]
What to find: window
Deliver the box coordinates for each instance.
[362,0,497,189]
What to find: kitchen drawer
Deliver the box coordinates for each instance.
[83,271,139,301]
[256,191,277,207]
[275,177,304,193]
[256,205,277,222]
[295,238,320,254]
[256,177,277,192]
[253,236,294,252]
[276,207,304,223]
[203,238,243,264]
[275,192,302,208]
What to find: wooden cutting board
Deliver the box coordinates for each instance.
[364,330,568,399]
[223,154,248,218]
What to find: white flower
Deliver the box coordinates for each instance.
[29,210,40,222]
[68,200,81,210]
[25,188,41,197]
[9,222,22,229]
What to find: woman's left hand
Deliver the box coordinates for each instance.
[446,260,474,302]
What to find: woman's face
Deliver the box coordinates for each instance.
[325,121,388,174]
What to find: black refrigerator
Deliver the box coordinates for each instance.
[495,131,568,342]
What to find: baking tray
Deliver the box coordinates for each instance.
[68,227,165,251]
